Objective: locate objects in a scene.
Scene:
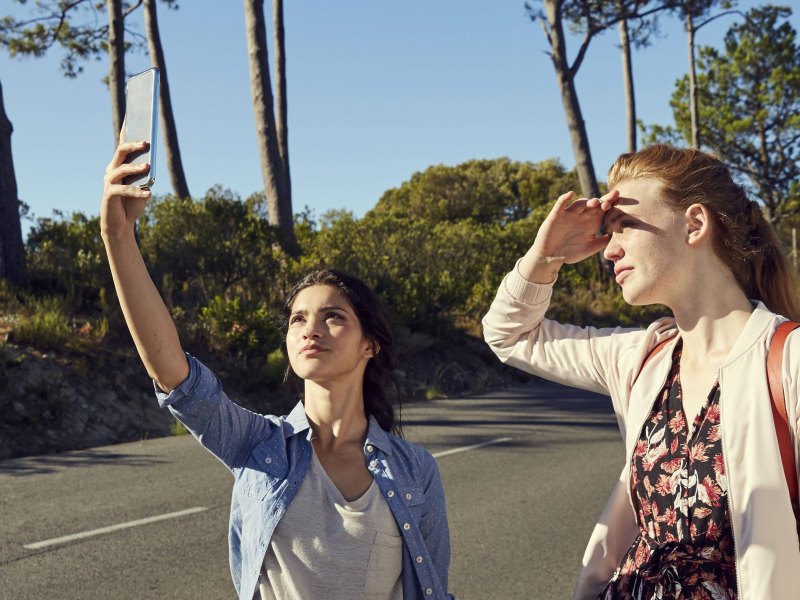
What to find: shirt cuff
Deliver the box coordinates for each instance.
[153,353,201,408]
[503,258,555,305]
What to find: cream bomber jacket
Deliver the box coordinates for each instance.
[482,264,800,600]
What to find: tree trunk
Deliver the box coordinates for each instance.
[618,12,636,153]
[273,0,290,185]
[686,11,700,148]
[144,0,190,198]
[242,0,297,256]
[542,0,605,282]
[0,78,27,286]
[543,0,599,199]
[107,0,126,146]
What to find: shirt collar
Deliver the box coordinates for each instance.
[284,401,312,438]
[283,401,394,454]
[365,416,393,455]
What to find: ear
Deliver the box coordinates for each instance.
[363,339,380,359]
[685,203,712,246]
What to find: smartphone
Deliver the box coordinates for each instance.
[122,67,160,189]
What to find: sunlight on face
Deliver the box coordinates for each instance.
[285,285,372,385]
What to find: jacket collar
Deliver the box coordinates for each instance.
[723,301,778,367]
[283,401,394,454]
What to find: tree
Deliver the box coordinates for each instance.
[242,0,297,256]
[0,78,26,285]
[610,2,665,152]
[107,0,126,145]
[659,6,800,223]
[528,0,675,198]
[1,0,148,145]
[672,0,741,148]
[143,0,190,198]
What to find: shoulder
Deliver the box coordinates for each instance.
[385,435,441,477]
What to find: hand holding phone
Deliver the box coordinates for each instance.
[122,67,160,189]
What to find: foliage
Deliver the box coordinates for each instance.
[0,0,178,76]
[25,211,111,312]
[645,5,800,223]
[9,158,660,394]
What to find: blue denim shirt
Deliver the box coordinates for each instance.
[155,355,453,600]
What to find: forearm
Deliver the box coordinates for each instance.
[103,229,188,391]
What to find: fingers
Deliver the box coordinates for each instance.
[107,141,149,171]
[104,183,151,201]
[599,189,620,211]
[105,160,150,186]
[551,191,575,213]
[587,233,611,255]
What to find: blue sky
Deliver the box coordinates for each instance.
[3,1,795,234]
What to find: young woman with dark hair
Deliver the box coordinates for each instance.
[101,142,453,600]
[483,144,800,599]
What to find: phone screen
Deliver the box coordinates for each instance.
[122,67,160,189]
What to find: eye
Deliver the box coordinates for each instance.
[326,311,344,321]
[289,314,305,324]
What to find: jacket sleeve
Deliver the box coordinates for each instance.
[780,327,800,496]
[155,354,274,470]
[482,263,650,397]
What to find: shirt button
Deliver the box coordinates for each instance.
[366,444,374,452]
[265,457,272,464]
[387,490,395,498]
[405,492,412,500]
[416,555,423,563]
[426,588,433,595]
[403,522,411,531]
[369,460,378,468]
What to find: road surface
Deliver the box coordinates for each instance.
[0,381,625,599]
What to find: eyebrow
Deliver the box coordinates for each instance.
[290,305,350,316]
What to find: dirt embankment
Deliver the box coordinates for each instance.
[0,335,530,461]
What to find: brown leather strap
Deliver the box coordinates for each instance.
[633,338,672,387]
[768,321,799,505]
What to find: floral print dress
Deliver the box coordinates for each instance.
[598,341,738,600]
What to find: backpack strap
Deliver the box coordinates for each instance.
[633,338,672,387]
[767,321,800,533]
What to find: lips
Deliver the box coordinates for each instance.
[615,267,632,285]
[299,343,327,356]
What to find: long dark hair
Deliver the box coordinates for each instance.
[608,144,800,320]
[282,269,402,436]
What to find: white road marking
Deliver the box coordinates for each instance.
[433,437,512,459]
[24,437,510,551]
[24,506,209,550]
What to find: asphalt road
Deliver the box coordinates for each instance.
[0,381,625,599]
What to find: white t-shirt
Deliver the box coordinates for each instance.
[258,448,403,600]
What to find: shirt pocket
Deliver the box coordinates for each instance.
[397,485,425,525]
[365,531,404,596]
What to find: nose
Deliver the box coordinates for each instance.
[603,233,624,262]
[301,318,323,340]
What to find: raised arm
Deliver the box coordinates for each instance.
[101,141,188,391]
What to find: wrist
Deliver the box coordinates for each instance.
[518,252,563,284]
[101,226,137,248]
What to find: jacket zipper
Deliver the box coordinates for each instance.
[718,371,744,599]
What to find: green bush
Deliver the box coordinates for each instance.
[12,297,72,350]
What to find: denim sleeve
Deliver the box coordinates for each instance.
[154,354,274,470]
[420,452,454,600]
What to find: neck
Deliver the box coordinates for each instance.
[669,274,753,365]
[303,379,368,450]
